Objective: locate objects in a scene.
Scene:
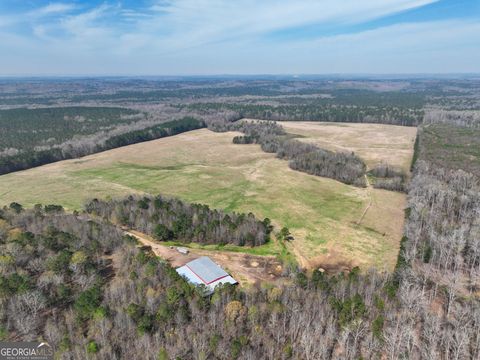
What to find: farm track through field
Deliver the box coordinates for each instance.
[356,176,373,226]
[0,127,411,271]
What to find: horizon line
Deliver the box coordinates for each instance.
[0,73,479,79]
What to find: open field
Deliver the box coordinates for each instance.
[0,127,409,271]
[276,121,417,172]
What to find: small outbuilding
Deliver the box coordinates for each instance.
[176,247,189,255]
[176,256,237,294]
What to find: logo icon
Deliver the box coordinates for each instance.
[0,341,54,360]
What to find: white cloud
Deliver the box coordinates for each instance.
[0,2,76,30]
[135,0,440,50]
[0,1,440,49]
[119,18,480,75]
[60,4,114,36]
[0,0,479,75]
[33,3,76,16]
[233,19,480,74]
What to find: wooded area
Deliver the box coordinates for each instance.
[0,115,204,175]
[85,195,270,247]
[180,101,423,126]
[0,107,142,151]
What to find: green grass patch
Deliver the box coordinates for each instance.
[0,128,403,270]
[159,239,280,257]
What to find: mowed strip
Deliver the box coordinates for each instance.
[0,128,408,270]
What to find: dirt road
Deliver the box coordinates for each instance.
[125,230,285,286]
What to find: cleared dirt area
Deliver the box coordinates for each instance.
[0,127,409,271]
[276,121,417,172]
[126,230,285,286]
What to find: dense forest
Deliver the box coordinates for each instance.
[0,107,143,152]
[398,110,480,305]
[419,122,480,176]
[85,195,270,247]
[0,116,204,175]
[179,102,423,126]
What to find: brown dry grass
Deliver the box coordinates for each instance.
[0,127,410,271]
[275,121,417,172]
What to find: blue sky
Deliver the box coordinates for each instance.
[0,0,479,75]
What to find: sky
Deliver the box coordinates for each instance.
[0,0,479,76]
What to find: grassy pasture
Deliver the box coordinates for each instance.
[0,128,409,270]
[276,121,417,172]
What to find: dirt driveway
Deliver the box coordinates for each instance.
[126,230,286,286]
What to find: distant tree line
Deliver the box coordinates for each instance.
[180,102,423,126]
[423,109,480,128]
[0,117,204,175]
[103,117,203,148]
[85,195,271,247]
